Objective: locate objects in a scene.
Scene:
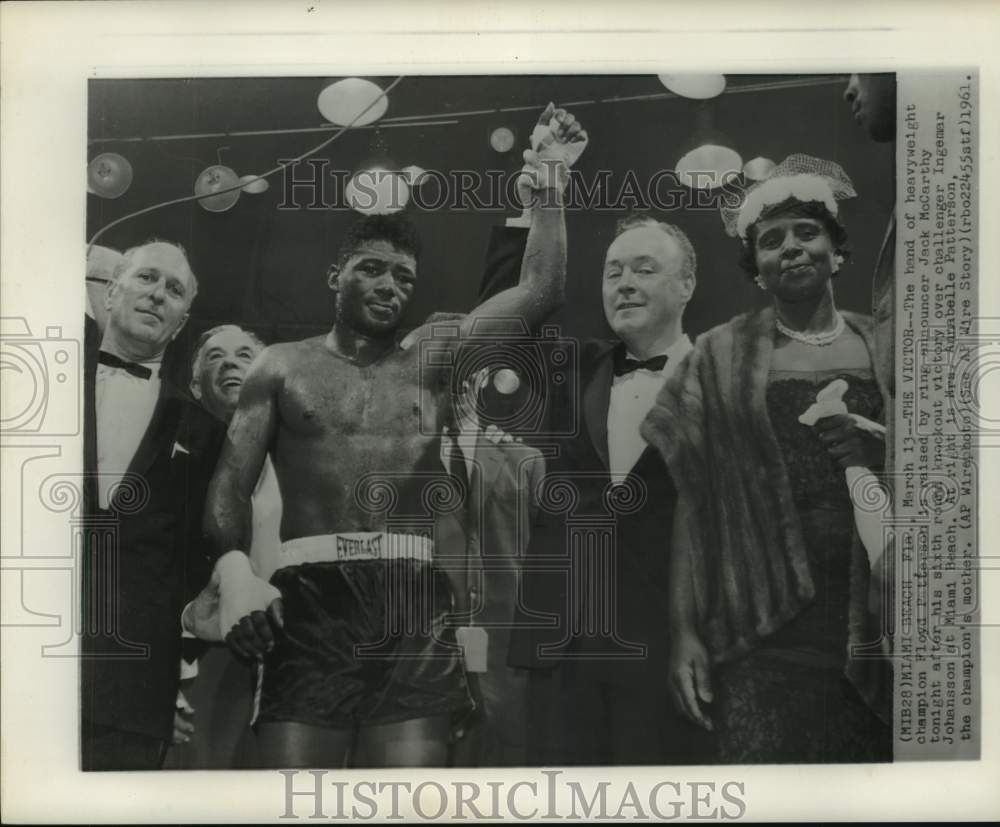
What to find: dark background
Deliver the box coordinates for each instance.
[87,74,894,368]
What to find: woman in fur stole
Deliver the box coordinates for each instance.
[641,155,892,763]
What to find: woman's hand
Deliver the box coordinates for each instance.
[668,630,714,731]
[813,413,886,469]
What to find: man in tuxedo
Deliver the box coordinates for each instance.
[500,213,708,764]
[436,367,545,767]
[82,240,224,770]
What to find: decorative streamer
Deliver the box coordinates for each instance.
[86,75,406,254]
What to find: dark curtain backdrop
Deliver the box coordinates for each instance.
[87,75,894,383]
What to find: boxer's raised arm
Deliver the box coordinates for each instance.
[462,199,566,333]
[204,347,280,558]
[461,104,586,334]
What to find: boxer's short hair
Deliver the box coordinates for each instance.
[337,215,423,267]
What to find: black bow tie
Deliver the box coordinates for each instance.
[98,350,153,380]
[613,350,667,377]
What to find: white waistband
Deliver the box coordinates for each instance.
[279,532,433,567]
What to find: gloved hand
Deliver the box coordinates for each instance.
[216,550,284,659]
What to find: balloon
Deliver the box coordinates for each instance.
[675,144,743,190]
[493,368,521,395]
[239,174,270,194]
[743,156,776,181]
[658,74,727,100]
[87,153,133,199]
[490,127,515,153]
[401,165,428,187]
[345,168,409,215]
[195,165,241,212]
[317,78,388,127]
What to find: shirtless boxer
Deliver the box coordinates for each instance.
[204,103,586,768]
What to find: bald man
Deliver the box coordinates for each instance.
[82,240,225,770]
[85,244,124,335]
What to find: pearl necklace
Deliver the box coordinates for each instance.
[775,312,845,346]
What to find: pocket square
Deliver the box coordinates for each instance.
[171,441,190,458]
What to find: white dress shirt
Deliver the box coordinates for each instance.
[607,335,692,485]
[95,360,162,508]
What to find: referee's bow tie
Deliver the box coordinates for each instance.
[613,351,668,377]
[98,350,153,380]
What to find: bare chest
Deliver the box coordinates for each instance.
[278,349,449,439]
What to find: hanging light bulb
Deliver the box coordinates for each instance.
[658,74,727,100]
[87,153,133,199]
[345,166,410,215]
[239,174,270,194]
[742,157,776,181]
[317,78,388,127]
[195,165,241,212]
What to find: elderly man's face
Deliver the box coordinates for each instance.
[192,328,260,421]
[602,226,693,341]
[105,243,196,356]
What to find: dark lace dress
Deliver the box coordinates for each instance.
[713,368,892,763]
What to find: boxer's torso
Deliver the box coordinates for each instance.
[271,334,451,540]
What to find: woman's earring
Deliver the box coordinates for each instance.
[754,275,767,291]
[832,253,845,274]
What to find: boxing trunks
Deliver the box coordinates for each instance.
[254,533,472,729]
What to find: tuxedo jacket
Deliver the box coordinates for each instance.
[480,226,678,685]
[81,316,225,742]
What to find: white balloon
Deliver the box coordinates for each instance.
[490,127,515,153]
[743,156,776,181]
[317,78,388,127]
[675,144,743,190]
[239,174,270,194]
[345,168,409,215]
[493,368,521,395]
[195,165,241,212]
[401,165,428,187]
[87,152,133,199]
[658,74,726,100]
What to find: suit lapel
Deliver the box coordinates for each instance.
[583,344,616,470]
[122,377,185,484]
